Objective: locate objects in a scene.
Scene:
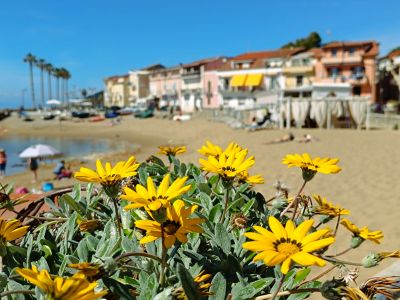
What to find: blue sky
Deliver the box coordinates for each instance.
[0,0,399,108]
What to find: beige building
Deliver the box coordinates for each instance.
[104,74,130,107]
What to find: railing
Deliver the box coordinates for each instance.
[368,112,400,129]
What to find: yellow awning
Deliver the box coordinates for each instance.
[230,74,247,87]
[245,74,264,87]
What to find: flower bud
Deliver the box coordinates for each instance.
[350,236,364,249]
[103,183,121,198]
[302,168,317,182]
[272,198,287,210]
[319,215,332,224]
[320,278,346,300]
[361,253,381,268]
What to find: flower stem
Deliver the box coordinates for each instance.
[333,214,341,236]
[327,247,353,258]
[115,252,163,263]
[0,290,35,297]
[298,265,336,288]
[255,288,319,300]
[112,197,123,236]
[280,180,307,219]
[271,274,286,300]
[220,185,230,223]
[0,256,3,272]
[160,225,167,287]
[320,255,363,266]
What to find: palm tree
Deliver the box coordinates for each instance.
[44,63,53,100]
[36,58,46,108]
[58,68,67,103]
[23,53,37,109]
[62,68,71,107]
[53,68,62,101]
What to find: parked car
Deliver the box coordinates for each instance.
[135,109,154,119]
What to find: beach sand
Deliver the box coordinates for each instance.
[1,114,399,283]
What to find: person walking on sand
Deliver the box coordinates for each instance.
[28,157,39,182]
[0,149,7,177]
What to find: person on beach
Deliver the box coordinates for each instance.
[0,149,7,177]
[28,157,39,182]
[53,160,72,180]
[266,133,295,145]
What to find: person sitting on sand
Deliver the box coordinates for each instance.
[53,160,72,180]
[266,133,295,145]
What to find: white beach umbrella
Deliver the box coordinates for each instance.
[19,144,62,159]
[46,99,62,105]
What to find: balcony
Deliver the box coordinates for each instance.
[321,55,362,65]
[182,70,201,81]
[283,65,313,74]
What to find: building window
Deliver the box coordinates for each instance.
[351,66,364,79]
[329,68,340,78]
[331,49,337,57]
[270,76,277,89]
[348,48,355,56]
[207,81,212,105]
[296,75,303,87]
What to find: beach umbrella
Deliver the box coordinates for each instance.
[46,99,62,106]
[19,144,61,159]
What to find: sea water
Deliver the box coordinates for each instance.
[0,136,132,175]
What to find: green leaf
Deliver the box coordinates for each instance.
[176,263,199,300]
[77,239,88,261]
[154,287,174,300]
[209,204,222,222]
[121,237,137,253]
[215,223,231,254]
[198,183,211,194]
[138,166,148,185]
[287,281,321,300]
[103,277,135,300]
[209,272,226,300]
[241,198,255,216]
[293,268,311,287]
[137,273,158,300]
[42,245,52,258]
[231,278,273,299]
[61,194,85,215]
[86,235,99,252]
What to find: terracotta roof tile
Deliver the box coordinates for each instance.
[232,47,304,61]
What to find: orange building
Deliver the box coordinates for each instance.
[313,41,379,101]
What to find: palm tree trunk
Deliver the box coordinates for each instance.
[65,79,69,108]
[57,78,60,100]
[29,63,36,109]
[40,68,45,108]
[48,72,52,99]
[61,79,65,103]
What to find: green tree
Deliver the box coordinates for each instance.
[36,58,46,108]
[23,53,37,109]
[281,32,322,50]
[44,63,54,100]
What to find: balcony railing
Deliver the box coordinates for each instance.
[321,56,362,65]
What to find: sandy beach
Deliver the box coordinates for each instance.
[1,114,399,282]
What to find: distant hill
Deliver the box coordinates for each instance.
[281,32,322,50]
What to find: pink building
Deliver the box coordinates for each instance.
[202,58,228,109]
[148,65,182,108]
[313,41,379,101]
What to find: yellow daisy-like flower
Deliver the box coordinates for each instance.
[121,174,191,211]
[243,216,335,274]
[158,145,187,156]
[282,153,341,181]
[238,171,264,185]
[172,271,212,299]
[198,141,223,158]
[69,262,104,281]
[0,218,29,242]
[16,266,107,300]
[199,147,255,180]
[135,200,203,248]
[313,195,350,216]
[75,156,139,187]
[339,286,369,300]
[340,219,383,244]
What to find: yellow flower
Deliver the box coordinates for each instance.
[121,174,191,211]
[243,216,335,274]
[378,250,400,259]
[172,271,212,299]
[135,200,203,248]
[198,141,223,158]
[313,195,350,216]
[75,156,139,187]
[16,266,107,300]
[238,171,264,185]
[340,219,383,244]
[69,262,104,280]
[339,286,369,300]
[158,145,187,156]
[78,219,101,233]
[199,147,255,180]
[282,153,341,181]
[0,218,29,242]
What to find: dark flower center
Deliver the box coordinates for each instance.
[274,238,302,256]
[162,220,181,235]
